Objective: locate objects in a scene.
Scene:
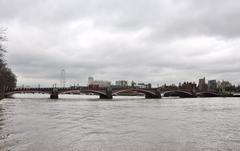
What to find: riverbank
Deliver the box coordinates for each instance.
[0,86,4,100]
[0,93,4,100]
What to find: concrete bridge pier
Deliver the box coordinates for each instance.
[50,88,59,99]
[145,90,162,99]
[50,93,59,99]
[99,87,113,99]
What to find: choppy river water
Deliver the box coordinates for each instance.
[1,94,240,151]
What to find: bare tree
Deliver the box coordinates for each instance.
[0,28,16,95]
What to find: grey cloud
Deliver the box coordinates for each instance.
[1,0,240,86]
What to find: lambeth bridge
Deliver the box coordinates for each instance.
[4,87,220,99]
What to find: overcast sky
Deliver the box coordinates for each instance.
[1,0,240,87]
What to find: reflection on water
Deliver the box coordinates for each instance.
[0,94,240,151]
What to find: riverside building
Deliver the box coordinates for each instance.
[88,77,111,88]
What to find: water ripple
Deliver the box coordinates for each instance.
[0,96,240,150]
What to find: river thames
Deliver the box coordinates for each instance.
[0,94,240,151]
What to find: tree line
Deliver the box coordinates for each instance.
[0,29,17,94]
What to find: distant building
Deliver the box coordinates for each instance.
[88,77,94,85]
[137,83,146,88]
[179,82,197,91]
[115,80,128,87]
[208,80,217,91]
[198,77,207,91]
[137,83,152,88]
[88,77,111,88]
[160,84,177,91]
[146,83,152,88]
[131,81,136,87]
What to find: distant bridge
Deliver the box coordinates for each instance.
[4,87,220,99]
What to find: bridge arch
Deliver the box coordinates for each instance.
[112,88,161,98]
[196,92,219,97]
[57,89,113,99]
[163,90,195,98]
[5,90,52,96]
[113,88,156,96]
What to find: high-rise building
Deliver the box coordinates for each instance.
[198,77,207,91]
[208,80,217,91]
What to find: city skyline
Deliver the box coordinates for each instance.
[1,0,240,86]
[18,75,237,89]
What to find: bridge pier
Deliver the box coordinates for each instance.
[99,94,112,99]
[50,88,59,99]
[145,90,162,99]
[99,87,113,99]
[50,93,59,99]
